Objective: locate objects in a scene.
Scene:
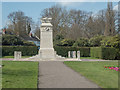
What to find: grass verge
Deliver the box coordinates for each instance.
[64,61,118,88]
[2,56,31,58]
[2,56,99,59]
[80,57,99,59]
[2,61,38,88]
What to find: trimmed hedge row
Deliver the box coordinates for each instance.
[2,46,38,56]
[90,47,117,60]
[90,47,102,58]
[54,46,90,57]
[2,46,119,60]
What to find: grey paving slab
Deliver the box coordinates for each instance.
[38,61,100,88]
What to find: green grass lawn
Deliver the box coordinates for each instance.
[2,61,38,88]
[2,56,99,59]
[80,57,99,59]
[2,56,31,58]
[64,61,118,88]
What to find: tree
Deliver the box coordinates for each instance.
[104,2,115,36]
[85,11,106,38]
[60,39,75,46]
[67,23,83,40]
[27,23,31,34]
[85,16,95,38]
[40,3,117,40]
[2,35,23,45]
[54,34,64,41]
[41,5,69,38]
[53,34,64,46]
[118,1,120,34]
[94,10,106,35]
[66,10,90,39]
[101,35,120,48]
[2,35,36,46]
[7,11,33,38]
[41,5,61,37]
[89,35,104,47]
[34,25,40,39]
[72,38,89,47]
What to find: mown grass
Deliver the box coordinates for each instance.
[64,61,118,88]
[2,56,31,58]
[2,61,38,88]
[3,56,99,60]
[80,57,99,59]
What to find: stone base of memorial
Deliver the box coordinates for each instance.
[39,48,55,59]
[37,17,64,60]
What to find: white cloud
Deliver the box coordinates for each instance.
[1,0,120,2]
[57,0,120,2]
[113,4,118,11]
[59,2,72,6]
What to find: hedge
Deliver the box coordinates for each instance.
[54,46,90,57]
[2,46,119,60]
[2,46,38,56]
[90,47,117,60]
[2,46,90,57]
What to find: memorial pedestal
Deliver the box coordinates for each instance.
[38,17,64,60]
[39,48,55,59]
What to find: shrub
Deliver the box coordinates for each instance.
[89,35,104,47]
[54,40,63,46]
[54,46,90,57]
[23,41,36,46]
[101,35,120,49]
[73,38,89,47]
[54,34,64,41]
[100,35,120,60]
[60,39,75,46]
[2,35,36,46]
[100,36,112,47]
[2,35,23,45]
[90,47,117,60]
[2,46,38,56]
[54,34,64,46]
[115,49,120,60]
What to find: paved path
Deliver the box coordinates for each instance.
[38,61,100,88]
